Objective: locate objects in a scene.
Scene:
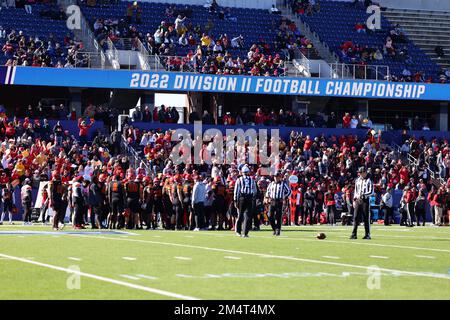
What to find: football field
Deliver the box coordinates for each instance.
[0,225,449,300]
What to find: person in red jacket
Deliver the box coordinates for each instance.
[303,135,313,158]
[433,187,445,226]
[254,108,266,125]
[5,122,15,139]
[324,185,337,225]
[222,112,235,125]
[78,117,95,145]
[427,185,436,224]
[342,113,351,128]
[403,186,416,227]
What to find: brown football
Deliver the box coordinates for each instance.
[316,232,326,240]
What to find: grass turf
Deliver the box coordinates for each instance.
[0,224,449,300]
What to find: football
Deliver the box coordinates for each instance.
[316,232,327,240]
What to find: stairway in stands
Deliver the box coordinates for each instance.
[383,8,450,70]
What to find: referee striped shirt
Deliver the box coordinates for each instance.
[234,175,257,201]
[354,177,373,199]
[266,181,292,200]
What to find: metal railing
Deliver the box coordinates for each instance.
[394,142,445,186]
[106,38,120,69]
[121,134,152,174]
[58,0,107,68]
[329,63,390,81]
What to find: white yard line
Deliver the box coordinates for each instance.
[136,274,158,280]
[174,256,192,261]
[177,230,450,254]
[68,234,450,281]
[120,274,140,280]
[0,253,199,300]
[370,255,389,259]
[68,257,82,261]
[415,255,436,259]
[322,256,341,259]
[122,257,137,261]
[224,256,241,260]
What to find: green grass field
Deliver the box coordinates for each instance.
[0,224,449,300]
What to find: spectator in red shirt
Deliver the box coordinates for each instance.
[78,117,95,145]
[254,108,265,125]
[223,112,235,125]
[303,135,313,158]
[342,113,351,128]
[399,166,409,184]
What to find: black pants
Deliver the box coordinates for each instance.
[91,205,101,228]
[352,199,370,237]
[268,200,283,232]
[193,202,205,229]
[415,208,426,226]
[236,196,252,236]
[52,202,65,228]
[382,206,393,225]
[326,205,336,225]
[304,206,314,225]
[22,201,32,222]
[74,199,85,226]
[173,201,183,229]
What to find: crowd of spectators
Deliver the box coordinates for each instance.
[87,1,320,77]
[122,119,449,229]
[1,28,86,67]
[0,105,448,229]
[0,2,89,67]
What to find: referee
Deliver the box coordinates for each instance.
[350,167,373,240]
[265,171,291,236]
[234,165,257,237]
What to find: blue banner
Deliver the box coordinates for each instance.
[3,66,450,101]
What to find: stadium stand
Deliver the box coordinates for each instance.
[0,2,85,67]
[382,8,450,70]
[291,0,443,82]
[79,0,320,75]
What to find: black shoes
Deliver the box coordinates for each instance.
[349,235,357,239]
[363,235,371,240]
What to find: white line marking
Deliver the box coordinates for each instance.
[224,256,241,260]
[122,257,137,261]
[5,66,11,85]
[68,234,450,281]
[120,274,140,280]
[153,235,161,238]
[415,255,436,259]
[10,66,16,84]
[68,257,82,261]
[185,236,194,238]
[175,256,192,261]
[322,256,340,259]
[370,255,389,259]
[0,253,199,300]
[136,274,158,280]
